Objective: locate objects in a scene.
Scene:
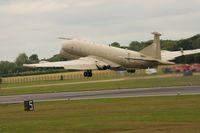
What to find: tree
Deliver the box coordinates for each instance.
[47,54,66,62]
[129,41,140,51]
[128,41,151,51]
[0,61,16,74]
[29,54,39,63]
[161,40,178,51]
[110,42,120,47]
[192,37,200,49]
[15,53,28,66]
[194,53,200,63]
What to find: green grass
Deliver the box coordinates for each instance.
[1,95,200,133]
[0,75,200,96]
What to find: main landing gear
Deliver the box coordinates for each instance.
[84,70,92,77]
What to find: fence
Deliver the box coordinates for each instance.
[1,70,118,84]
[0,68,163,84]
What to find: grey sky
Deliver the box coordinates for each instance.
[0,0,200,61]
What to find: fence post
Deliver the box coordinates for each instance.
[0,77,2,89]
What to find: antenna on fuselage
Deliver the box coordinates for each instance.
[58,37,73,40]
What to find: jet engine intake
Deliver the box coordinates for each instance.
[127,69,136,73]
[94,60,111,70]
[97,65,111,70]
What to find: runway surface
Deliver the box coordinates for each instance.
[0,85,200,104]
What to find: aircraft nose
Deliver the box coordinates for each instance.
[62,40,75,52]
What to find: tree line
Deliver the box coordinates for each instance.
[110,34,200,63]
[0,53,65,77]
[0,34,200,77]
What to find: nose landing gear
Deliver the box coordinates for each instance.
[84,70,92,77]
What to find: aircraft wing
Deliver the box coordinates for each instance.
[161,49,200,61]
[23,56,121,70]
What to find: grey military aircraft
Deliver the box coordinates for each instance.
[24,32,174,77]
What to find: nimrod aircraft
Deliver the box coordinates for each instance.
[24,32,174,77]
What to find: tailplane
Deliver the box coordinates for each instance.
[140,32,161,59]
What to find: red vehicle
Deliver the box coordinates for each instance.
[191,64,200,72]
[172,64,191,73]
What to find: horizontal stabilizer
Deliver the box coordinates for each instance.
[161,49,200,61]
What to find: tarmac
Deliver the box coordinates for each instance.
[0,85,200,104]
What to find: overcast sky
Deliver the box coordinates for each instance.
[0,0,200,61]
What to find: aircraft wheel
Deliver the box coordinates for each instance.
[84,70,93,77]
[84,72,87,77]
[88,71,92,77]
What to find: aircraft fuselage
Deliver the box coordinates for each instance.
[60,39,158,70]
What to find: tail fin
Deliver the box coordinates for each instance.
[140,32,161,59]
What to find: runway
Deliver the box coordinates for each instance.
[0,85,200,104]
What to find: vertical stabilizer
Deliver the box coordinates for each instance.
[140,32,161,59]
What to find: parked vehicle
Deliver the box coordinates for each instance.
[172,64,191,73]
[191,64,200,72]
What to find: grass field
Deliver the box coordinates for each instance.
[0,95,200,133]
[0,75,200,96]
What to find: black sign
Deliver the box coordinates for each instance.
[24,100,34,111]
